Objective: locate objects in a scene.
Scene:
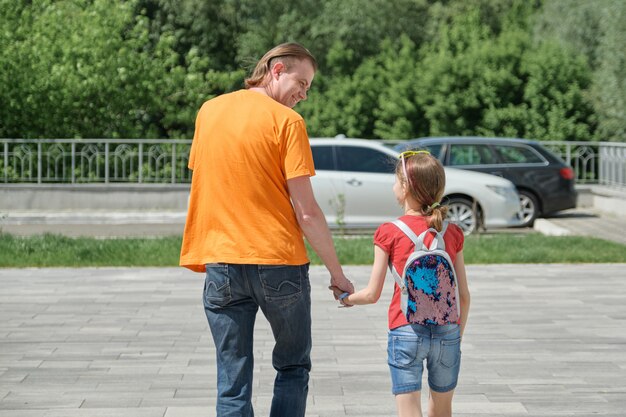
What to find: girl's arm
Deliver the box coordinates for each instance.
[454,250,470,337]
[341,245,389,306]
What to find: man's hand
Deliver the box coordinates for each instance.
[330,276,353,294]
[328,285,347,300]
[328,285,354,308]
[328,275,354,299]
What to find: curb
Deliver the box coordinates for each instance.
[2,211,188,225]
[533,218,572,236]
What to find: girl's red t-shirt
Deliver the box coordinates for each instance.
[373,215,465,330]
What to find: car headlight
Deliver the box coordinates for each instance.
[486,185,518,199]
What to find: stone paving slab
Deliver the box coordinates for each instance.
[536,208,626,245]
[1,265,625,416]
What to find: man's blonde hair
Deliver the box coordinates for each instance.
[245,42,317,89]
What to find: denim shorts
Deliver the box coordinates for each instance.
[387,323,461,395]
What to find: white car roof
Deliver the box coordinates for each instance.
[309,137,515,187]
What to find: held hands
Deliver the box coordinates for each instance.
[328,285,354,307]
[330,274,354,295]
[338,291,352,308]
[328,275,355,308]
[328,279,354,307]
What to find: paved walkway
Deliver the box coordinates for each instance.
[1,264,625,417]
[534,208,626,245]
[1,212,186,238]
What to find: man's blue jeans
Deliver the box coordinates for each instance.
[203,263,312,417]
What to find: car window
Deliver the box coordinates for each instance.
[448,144,497,166]
[493,144,545,164]
[310,145,336,170]
[336,146,395,173]
[418,144,443,160]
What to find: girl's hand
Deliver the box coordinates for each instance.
[338,292,354,308]
[329,286,354,308]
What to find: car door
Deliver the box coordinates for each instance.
[446,143,502,176]
[309,145,346,225]
[491,143,550,187]
[335,144,401,225]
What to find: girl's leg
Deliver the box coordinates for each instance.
[396,391,423,417]
[426,389,454,417]
[388,325,431,417]
[425,324,460,417]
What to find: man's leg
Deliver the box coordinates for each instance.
[203,264,258,417]
[253,264,312,417]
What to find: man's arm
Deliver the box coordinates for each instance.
[287,175,354,294]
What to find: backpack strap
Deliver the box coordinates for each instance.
[416,222,448,252]
[388,220,450,291]
[391,220,421,245]
[389,261,404,291]
[393,219,448,251]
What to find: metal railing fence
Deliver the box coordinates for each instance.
[1,139,191,184]
[542,141,625,188]
[1,138,625,189]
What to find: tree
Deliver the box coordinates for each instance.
[413,7,595,141]
[535,0,626,141]
[298,58,386,138]
[307,0,430,73]
[0,0,242,139]
[0,0,604,141]
[373,37,422,139]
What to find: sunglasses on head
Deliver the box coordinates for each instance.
[399,150,430,159]
[399,150,430,186]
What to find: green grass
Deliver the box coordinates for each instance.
[0,232,625,268]
[464,233,626,263]
[307,233,626,264]
[0,234,182,267]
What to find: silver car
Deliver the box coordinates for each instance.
[309,138,522,234]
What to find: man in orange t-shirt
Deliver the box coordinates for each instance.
[180,43,354,417]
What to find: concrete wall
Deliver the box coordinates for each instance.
[590,187,626,218]
[0,184,190,211]
[1,184,624,218]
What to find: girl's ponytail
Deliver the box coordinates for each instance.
[425,202,448,232]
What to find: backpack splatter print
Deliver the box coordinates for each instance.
[390,220,460,325]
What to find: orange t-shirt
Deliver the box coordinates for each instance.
[179,90,316,272]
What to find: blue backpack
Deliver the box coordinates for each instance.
[389,220,460,325]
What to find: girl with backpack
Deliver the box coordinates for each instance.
[337,150,471,417]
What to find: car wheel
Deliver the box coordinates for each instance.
[517,190,539,227]
[446,198,478,235]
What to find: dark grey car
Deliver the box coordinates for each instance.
[395,137,577,227]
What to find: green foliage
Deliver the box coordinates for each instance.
[518,42,595,140]
[299,59,385,138]
[0,0,243,139]
[413,8,595,140]
[425,0,541,39]
[2,0,156,138]
[373,37,422,139]
[535,0,626,141]
[307,0,430,71]
[0,0,617,142]
[302,1,596,141]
